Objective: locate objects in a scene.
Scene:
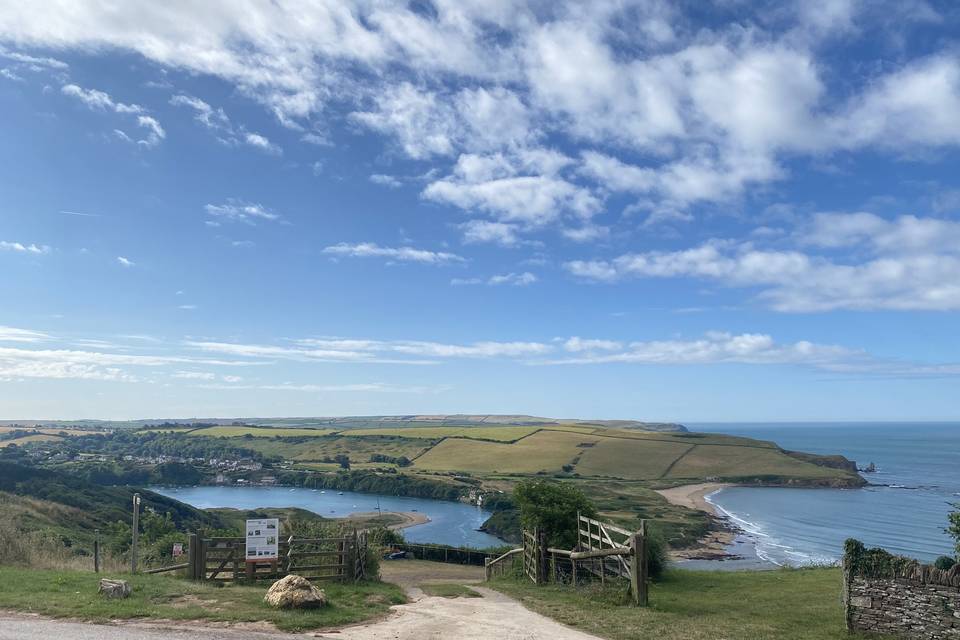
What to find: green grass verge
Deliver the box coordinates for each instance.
[419,583,482,598]
[489,568,882,640]
[0,567,405,632]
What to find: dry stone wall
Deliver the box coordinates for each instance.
[844,539,960,639]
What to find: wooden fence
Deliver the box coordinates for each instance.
[391,542,490,566]
[179,530,368,582]
[484,516,649,606]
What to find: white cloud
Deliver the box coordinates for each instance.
[322,242,464,265]
[1,240,50,254]
[459,220,522,247]
[0,326,50,343]
[136,115,165,148]
[539,331,864,368]
[4,2,960,243]
[369,174,401,188]
[488,272,537,286]
[244,132,280,154]
[173,370,216,380]
[452,271,537,286]
[171,93,280,154]
[116,256,135,267]
[566,213,960,311]
[205,200,280,224]
[424,151,600,227]
[62,83,142,114]
[62,83,165,148]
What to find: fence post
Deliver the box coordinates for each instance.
[537,528,548,585]
[187,533,197,580]
[130,492,141,574]
[93,529,100,573]
[630,522,648,606]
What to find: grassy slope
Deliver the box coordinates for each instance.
[490,568,878,640]
[0,567,405,632]
[0,462,224,540]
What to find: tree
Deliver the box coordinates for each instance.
[948,503,960,559]
[513,479,596,549]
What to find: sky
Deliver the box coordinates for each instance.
[1,0,959,422]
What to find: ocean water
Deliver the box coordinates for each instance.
[690,423,960,566]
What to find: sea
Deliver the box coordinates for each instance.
[689,422,960,567]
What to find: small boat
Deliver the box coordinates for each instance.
[320,490,326,494]
[338,491,344,495]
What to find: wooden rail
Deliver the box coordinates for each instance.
[487,516,648,606]
[484,547,522,580]
[186,530,367,583]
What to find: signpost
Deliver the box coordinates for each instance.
[245,518,279,561]
[131,493,141,574]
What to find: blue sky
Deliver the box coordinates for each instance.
[1,1,959,421]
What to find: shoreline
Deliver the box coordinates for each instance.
[347,510,431,530]
[655,482,745,562]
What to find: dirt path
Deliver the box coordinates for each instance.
[314,560,601,640]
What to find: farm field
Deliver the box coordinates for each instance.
[183,425,338,438]
[339,425,544,441]
[413,430,601,474]
[1,434,63,447]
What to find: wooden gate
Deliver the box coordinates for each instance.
[522,528,547,584]
[187,531,367,583]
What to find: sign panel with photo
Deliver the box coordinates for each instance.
[245,518,279,561]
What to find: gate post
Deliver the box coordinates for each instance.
[187,533,198,580]
[537,528,548,585]
[630,522,648,606]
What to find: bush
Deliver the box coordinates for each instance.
[643,522,668,580]
[948,503,959,558]
[934,555,956,570]
[513,479,596,549]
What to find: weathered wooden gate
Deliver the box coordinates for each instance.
[486,516,649,606]
[522,528,547,584]
[186,530,367,583]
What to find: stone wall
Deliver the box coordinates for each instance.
[844,539,960,639]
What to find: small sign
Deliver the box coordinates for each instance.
[245,518,279,562]
[172,542,184,557]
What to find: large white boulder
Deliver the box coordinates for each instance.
[264,575,328,609]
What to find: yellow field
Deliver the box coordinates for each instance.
[665,444,840,479]
[574,438,693,479]
[338,426,541,441]
[186,426,338,438]
[0,434,63,447]
[413,430,601,473]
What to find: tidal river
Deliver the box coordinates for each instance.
[152,485,505,549]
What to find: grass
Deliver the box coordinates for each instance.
[1,434,63,447]
[339,426,542,441]
[489,568,877,640]
[413,430,598,473]
[419,583,482,598]
[185,426,338,438]
[0,566,405,632]
[410,428,846,483]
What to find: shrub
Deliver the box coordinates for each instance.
[643,522,668,580]
[934,555,956,570]
[513,479,596,549]
[947,503,959,559]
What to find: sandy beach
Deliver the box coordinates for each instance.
[655,482,731,514]
[348,510,431,530]
[655,483,740,561]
